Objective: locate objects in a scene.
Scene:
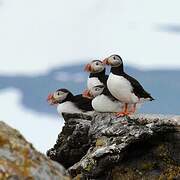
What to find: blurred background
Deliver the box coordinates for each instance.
[0,0,180,153]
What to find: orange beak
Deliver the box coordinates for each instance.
[47,93,57,105]
[84,63,92,72]
[82,89,92,99]
[102,58,110,65]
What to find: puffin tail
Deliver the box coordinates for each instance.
[149,96,155,101]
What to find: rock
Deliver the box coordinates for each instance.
[0,121,70,180]
[47,113,180,180]
[47,113,92,168]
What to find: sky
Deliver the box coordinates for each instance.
[0,0,180,75]
[0,0,180,153]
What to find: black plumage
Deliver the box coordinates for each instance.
[101,86,118,102]
[89,70,119,102]
[110,65,154,100]
[89,68,108,85]
[123,73,154,100]
[56,89,93,111]
[72,94,93,112]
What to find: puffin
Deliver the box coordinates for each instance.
[84,60,108,90]
[83,85,124,113]
[47,88,94,115]
[103,54,154,116]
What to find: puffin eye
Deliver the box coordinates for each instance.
[96,62,99,65]
[56,91,62,97]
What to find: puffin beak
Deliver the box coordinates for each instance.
[84,63,92,72]
[82,89,92,99]
[47,93,56,105]
[102,58,110,65]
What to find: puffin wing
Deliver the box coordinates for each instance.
[98,74,109,85]
[124,73,154,100]
[73,94,93,111]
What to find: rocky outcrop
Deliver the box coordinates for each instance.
[47,113,180,180]
[0,121,70,180]
[47,113,92,169]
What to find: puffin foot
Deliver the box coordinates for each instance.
[116,112,125,117]
[116,111,130,117]
[116,103,130,117]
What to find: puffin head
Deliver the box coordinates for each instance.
[82,85,105,99]
[47,88,72,105]
[103,55,123,67]
[84,60,105,73]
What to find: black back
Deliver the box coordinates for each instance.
[72,94,93,112]
[56,89,93,111]
[123,73,154,100]
[111,66,154,100]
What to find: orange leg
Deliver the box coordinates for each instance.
[116,103,130,117]
[129,103,136,114]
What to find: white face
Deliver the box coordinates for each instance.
[90,85,104,97]
[53,90,68,103]
[91,60,105,73]
[108,55,123,67]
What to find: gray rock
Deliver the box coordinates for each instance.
[0,121,70,180]
[47,113,92,169]
[47,113,180,179]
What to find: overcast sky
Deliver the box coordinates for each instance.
[0,0,180,75]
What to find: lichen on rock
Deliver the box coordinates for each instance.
[47,113,180,179]
[0,121,70,180]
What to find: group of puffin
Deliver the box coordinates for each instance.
[47,54,154,117]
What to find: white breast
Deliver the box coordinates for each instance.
[87,77,103,90]
[92,94,123,112]
[107,73,139,103]
[57,101,94,115]
[57,101,83,114]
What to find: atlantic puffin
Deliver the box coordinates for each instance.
[83,85,124,113]
[47,88,94,114]
[103,54,154,116]
[84,60,108,90]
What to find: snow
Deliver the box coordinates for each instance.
[0,0,180,75]
[0,88,63,153]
